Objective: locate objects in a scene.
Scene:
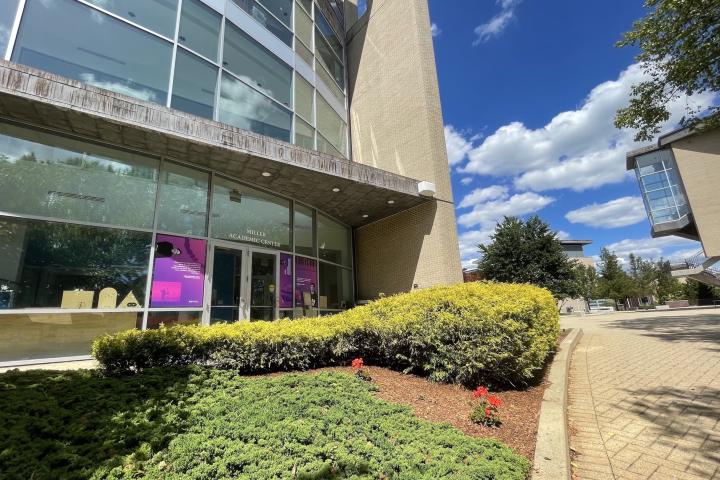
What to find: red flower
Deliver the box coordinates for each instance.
[487,395,503,408]
[485,407,492,417]
[473,386,489,398]
[351,358,364,369]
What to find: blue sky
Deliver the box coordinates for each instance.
[427,0,716,268]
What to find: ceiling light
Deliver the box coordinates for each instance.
[362,214,369,218]
[387,200,395,205]
[262,172,272,177]
[332,187,341,192]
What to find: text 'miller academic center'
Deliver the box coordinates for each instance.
[0,0,463,366]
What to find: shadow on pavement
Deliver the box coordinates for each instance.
[620,385,720,472]
[608,313,720,351]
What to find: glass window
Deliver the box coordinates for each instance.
[646,189,674,211]
[319,262,352,310]
[0,1,19,58]
[223,23,292,107]
[315,35,345,89]
[14,0,173,105]
[296,40,314,67]
[317,133,343,158]
[0,312,142,362]
[178,0,221,61]
[147,311,201,329]
[230,0,293,47]
[317,96,347,156]
[651,208,678,224]
[316,63,345,104]
[156,162,209,236]
[641,172,669,192]
[0,123,158,229]
[218,73,292,142]
[171,49,218,119]
[295,2,313,48]
[295,256,317,309]
[84,0,179,38]
[295,73,314,123]
[317,213,351,266]
[211,177,291,250]
[257,0,292,28]
[295,117,315,150]
[298,0,312,15]
[315,10,342,60]
[0,217,151,310]
[294,204,315,256]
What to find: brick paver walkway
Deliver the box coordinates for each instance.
[563,310,720,480]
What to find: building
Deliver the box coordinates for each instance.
[0,0,462,366]
[626,126,720,287]
[559,240,594,313]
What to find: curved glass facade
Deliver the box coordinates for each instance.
[5,0,348,157]
[0,121,353,363]
[634,149,689,226]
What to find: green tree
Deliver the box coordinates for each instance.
[614,0,720,141]
[596,248,636,304]
[572,263,598,302]
[477,216,578,299]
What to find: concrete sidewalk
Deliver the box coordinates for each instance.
[563,310,720,479]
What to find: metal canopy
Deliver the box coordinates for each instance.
[0,61,429,227]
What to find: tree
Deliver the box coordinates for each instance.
[477,216,578,299]
[596,248,636,304]
[614,0,720,141]
[572,263,598,302]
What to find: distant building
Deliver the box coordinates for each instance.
[626,126,720,287]
[559,240,594,314]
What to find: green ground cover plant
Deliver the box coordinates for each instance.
[0,368,530,479]
[94,282,559,388]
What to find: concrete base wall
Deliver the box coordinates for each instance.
[355,201,462,299]
[672,129,720,257]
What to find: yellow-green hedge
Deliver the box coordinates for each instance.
[92,282,559,387]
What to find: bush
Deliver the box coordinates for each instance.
[93,282,559,387]
[0,368,531,479]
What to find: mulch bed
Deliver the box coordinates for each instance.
[291,329,570,460]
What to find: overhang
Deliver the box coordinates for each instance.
[0,61,429,227]
[626,125,699,170]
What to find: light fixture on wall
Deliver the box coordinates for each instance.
[387,200,395,205]
[262,172,272,177]
[362,214,369,218]
[332,187,341,192]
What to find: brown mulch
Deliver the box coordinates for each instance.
[282,328,570,460]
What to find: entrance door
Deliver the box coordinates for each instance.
[208,246,246,324]
[205,242,279,324]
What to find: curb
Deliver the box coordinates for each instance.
[531,327,583,480]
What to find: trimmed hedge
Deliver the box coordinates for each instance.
[93,282,559,387]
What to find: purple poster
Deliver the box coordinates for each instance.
[295,257,317,309]
[151,234,207,308]
[280,253,293,309]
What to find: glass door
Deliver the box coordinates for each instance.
[248,250,278,321]
[208,246,246,324]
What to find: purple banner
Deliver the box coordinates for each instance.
[151,235,207,308]
[280,253,293,309]
[295,257,317,309]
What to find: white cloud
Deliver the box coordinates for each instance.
[473,0,522,44]
[431,23,441,37]
[444,125,475,165]
[603,236,700,262]
[458,228,495,266]
[457,191,554,228]
[455,63,718,192]
[458,185,508,208]
[565,196,647,228]
[460,177,474,186]
[555,230,571,240]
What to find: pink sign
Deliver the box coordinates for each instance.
[150,235,207,308]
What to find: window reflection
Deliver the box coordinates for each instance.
[14,0,173,105]
[0,217,151,310]
[218,73,292,142]
[171,49,218,119]
[317,213,351,266]
[0,123,158,229]
[178,0,221,61]
[156,161,209,236]
[84,0,179,38]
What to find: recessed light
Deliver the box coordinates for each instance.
[262,172,272,177]
[332,187,341,192]
[387,200,395,205]
[362,214,369,218]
